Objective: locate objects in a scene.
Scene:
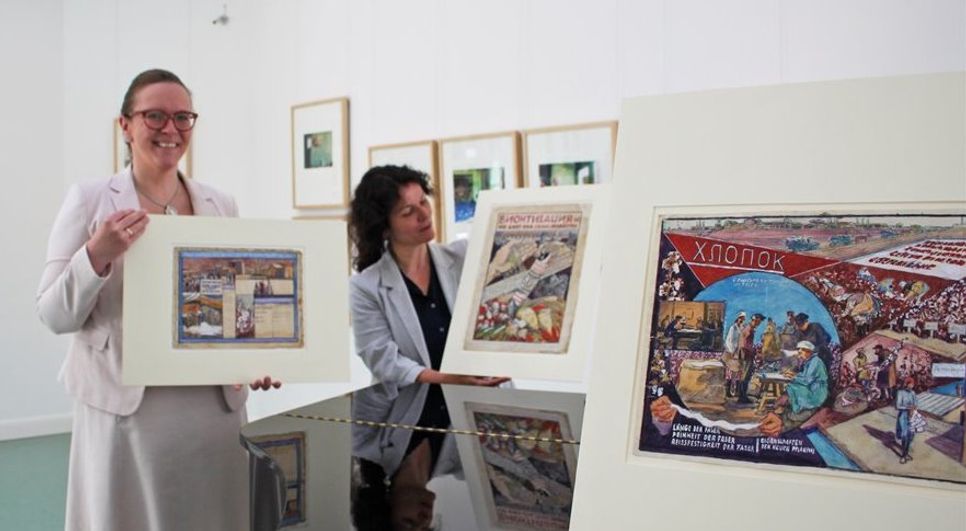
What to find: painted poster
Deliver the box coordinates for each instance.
[638,212,966,485]
[465,204,591,354]
[175,248,303,348]
[467,403,577,530]
[250,431,307,528]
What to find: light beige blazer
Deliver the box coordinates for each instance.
[36,169,248,415]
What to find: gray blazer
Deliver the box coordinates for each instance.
[349,239,468,475]
[36,169,248,415]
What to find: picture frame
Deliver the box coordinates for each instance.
[522,121,617,188]
[114,119,192,177]
[368,140,441,242]
[291,97,350,208]
[122,215,350,385]
[249,431,308,528]
[438,131,522,242]
[441,185,609,382]
[443,385,584,531]
[572,73,966,531]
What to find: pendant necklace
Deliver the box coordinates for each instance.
[133,173,180,215]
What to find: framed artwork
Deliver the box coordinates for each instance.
[637,207,966,485]
[573,73,966,531]
[250,431,307,528]
[443,385,584,531]
[244,395,352,530]
[369,140,441,242]
[441,185,608,381]
[114,119,192,177]
[122,215,350,385]
[522,121,617,188]
[438,131,521,242]
[291,97,350,208]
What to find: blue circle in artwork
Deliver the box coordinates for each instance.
[695,271,839,345]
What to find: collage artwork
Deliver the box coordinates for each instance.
[639,213,966,485]
[175,248,304,348]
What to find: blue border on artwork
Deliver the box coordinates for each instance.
[176,249,301,345]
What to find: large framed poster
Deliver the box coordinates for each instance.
[573,73,966,531]
[443,385,584,531]
[522,121,617,188]
[368,140,441,242]
[438,131,521,242]
[122,215,350,385]
[637,207,966,485]
[291,97,350,208]
[441,186,608,381]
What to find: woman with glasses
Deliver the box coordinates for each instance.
[37,69,277,531]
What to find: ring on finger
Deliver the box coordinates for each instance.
[125,228,134,237]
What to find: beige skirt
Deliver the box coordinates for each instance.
[66,386,249,531]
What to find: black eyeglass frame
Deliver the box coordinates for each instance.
[124,109,199,132]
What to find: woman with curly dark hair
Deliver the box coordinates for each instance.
[348,165,508,523]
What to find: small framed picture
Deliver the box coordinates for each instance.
[522,121,617,188]
[291,98,350,208]
[368,140,441,242]
[438,131,521,242]
[114,119,192,177]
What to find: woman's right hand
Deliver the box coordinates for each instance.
[417,369,510,387]
[86,209,150,276]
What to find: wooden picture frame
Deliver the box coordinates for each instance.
[438,131,522,242]
[522,121,617,188]
[291,97,350,208]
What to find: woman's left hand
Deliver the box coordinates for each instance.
[234,376,282,391]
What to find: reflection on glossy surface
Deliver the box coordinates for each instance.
[241,383,584,530]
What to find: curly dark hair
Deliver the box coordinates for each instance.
[349,165,433,272]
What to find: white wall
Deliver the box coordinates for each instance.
[2,0,964,438]
[0,0,73,439]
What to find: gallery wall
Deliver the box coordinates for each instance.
[1,0,963,439]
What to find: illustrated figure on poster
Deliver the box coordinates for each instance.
[724,312,745,355]
[664,315,684,350]
[734,313,765,402]
[853,348,872,392]
[779,310,798,351]
[759,340,829,437]
[895,376,920,464]
[873,342,901,401]
[760,318,782,363]
[792,313,833,379]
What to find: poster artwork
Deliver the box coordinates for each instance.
[465,205,591,354]
[639,213,966,485]
[175,248,304,348]
[468,403,577,530]
[250,432,307,527]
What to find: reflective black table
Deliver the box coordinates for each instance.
[242,383,585,530]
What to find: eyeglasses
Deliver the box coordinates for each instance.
[125,109,199,131]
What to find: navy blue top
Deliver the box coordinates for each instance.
[400,258,452,462]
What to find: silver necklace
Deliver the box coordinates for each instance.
[133,175,180,215]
